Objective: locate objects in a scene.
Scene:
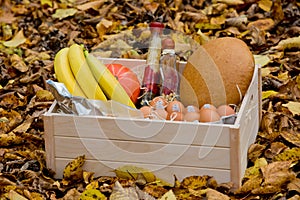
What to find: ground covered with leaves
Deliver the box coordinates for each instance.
[0,0,299,199]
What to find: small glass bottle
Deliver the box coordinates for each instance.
[160,37,180,99]
[140,22,164,106]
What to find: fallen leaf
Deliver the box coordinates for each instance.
[247,18,275,31]
[282,101,300,116]
[158,190,176,200]
[114,165,156,183]
[258,0,273,12]
[52,8,77,20]
[3,29,26,47]
[216,0,244,6]
[36,89,54,102]
[109,181,138,200]
[252,185,281,194]
[80,189,106,200]
[261,161,295,186]
[8,190,28,200]
[206,188,230,200]
[273,148,300,162]
[275,36,300,50]
[63,155,85,182]
[262,90,278,100]
[10,53,28,72]
[248,143,266,163]
[235,175,263,195]
[244,157,268,180]
[76,0,106,11]
[280,131,300,147]
[287,178,300,194]
[41,0,52,7]
[254,54,271,67]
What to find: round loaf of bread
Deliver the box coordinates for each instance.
[180,37,254,107]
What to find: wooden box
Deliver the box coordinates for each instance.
[43,58,261,187]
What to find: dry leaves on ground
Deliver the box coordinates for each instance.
[0,0,299,199]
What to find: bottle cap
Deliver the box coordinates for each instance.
[150,22,164,29]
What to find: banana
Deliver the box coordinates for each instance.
[54,47,86,97]
[85,53,136,108]
[68,44,107,100]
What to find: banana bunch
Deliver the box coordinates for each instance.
[54,44,136,108]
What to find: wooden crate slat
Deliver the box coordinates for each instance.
[54,136,231,169]
[50,114,231,147]
[55,158,231,184]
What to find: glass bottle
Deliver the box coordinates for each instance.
[140,22,164,106]
[160,37,180,99]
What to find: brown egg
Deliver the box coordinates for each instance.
[184,112,200,122]
[200,104,217,111]
[168,112,184,121]
[150,96,168,109]
[140,106,152,118]
[153,108,168,120]
[166,100,185,114]
[199,109,221,123]
[184,105,200,114]
[217,105,236,116]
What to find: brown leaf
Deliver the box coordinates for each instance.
[143,1,160,14]
[76,0,105,11]
[247,18,275,31]
[264,142,287,159]
[287,178,300,193]
[261,161,295,186]
[206,188,230,200]
[280,131,300,147]
[0,108,22,135]
[252,185,281,194]
[248,143,266,163]
[10,54,28,73]
[260,112,277,134]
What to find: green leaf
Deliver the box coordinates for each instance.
[52,8,77,20]
[3,29,26,47]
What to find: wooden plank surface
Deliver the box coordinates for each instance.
[43,115,56,172]
[54,158,231,184]
[54,136,231,169]
[49,114,231,147]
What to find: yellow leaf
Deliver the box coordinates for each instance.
[3,29,26,47]
[273,148,300,162]
[244,157,268,179]
[114,165,156,183]
[277,71,289,81]
[254,54,271,67]
[282,101,300,116]
[262,90,278,100]
[86,180,99,190]
[52,8,77,20]
[8,190,28,200]
[258,0,273,12]
[276,36,300,50]
[41,0,52,7]
[63,155,85,180]
[79,189,106,200]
